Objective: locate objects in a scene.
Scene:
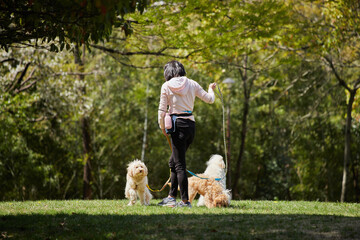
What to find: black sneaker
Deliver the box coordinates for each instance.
[176,201,192,208]
[157,197,176,207]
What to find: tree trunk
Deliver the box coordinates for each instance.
[226,103,232,189]
[141,81,149,162]
[232,55,252,198]
[340,90,355,202]
[324,56,359,202]
[232,94,250,198]
[74,45,93,200]
[352,158,360,202]
[81,115,93,200]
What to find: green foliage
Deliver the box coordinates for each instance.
[0,0,148,51]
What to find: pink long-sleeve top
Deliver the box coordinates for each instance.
[158,76,215,129]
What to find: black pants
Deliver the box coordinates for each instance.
[169,118,195,201]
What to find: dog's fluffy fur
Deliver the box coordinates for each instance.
[197,154,227,206]
[125,159,152,206]
[188,174,231,208]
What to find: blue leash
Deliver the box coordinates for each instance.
[186,169,222,182]
[186,86,227,183]
[165,90,227,183]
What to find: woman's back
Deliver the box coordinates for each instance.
[159,76,215,124]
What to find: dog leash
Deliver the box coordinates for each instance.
[146,135,172,192]
[167,128,223,181]
[186,169,222,181]
[185,85,227,182]
[172,86,226,182]
[146,169,171,192]
[214,84,228,180]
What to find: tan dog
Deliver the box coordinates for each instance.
[125,160,152,206]
[188,174,231,208]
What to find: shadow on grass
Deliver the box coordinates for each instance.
[1,211,359,240]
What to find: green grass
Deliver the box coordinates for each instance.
[0,200,359,239]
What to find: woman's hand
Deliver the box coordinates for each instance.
[209,83,217,90]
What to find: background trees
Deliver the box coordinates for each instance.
[0,0,359,202]
[285,0,360,202]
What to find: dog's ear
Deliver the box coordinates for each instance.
[127,165,134,177]
[219,161,225,169]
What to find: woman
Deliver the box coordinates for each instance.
[157,60,216,208]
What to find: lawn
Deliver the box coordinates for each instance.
[0,200,359,239]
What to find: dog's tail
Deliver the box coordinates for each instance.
[223,189,232,206]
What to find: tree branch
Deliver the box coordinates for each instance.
[323,56,351,92]
[51,72,99,76]
[90,44,203,59]
[6,62,31,93]
[354,77,360,90]
[27,116,47,123]
[0,58,16,64]
[20,66,37,87]
[108,53,162,69]
[14,79,38,94]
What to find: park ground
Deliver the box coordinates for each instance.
[0,200,359,239]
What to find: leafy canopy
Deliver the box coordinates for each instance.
[0,0,147,51]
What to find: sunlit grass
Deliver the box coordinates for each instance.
[0,200,359,239]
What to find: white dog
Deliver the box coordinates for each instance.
[197,154,228,206]
[125,159,152,206]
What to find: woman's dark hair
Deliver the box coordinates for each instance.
[163,60,186,81]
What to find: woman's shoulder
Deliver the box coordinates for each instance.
[188,78,200,87]
[188,79,205,91]
[161,81,169,90]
